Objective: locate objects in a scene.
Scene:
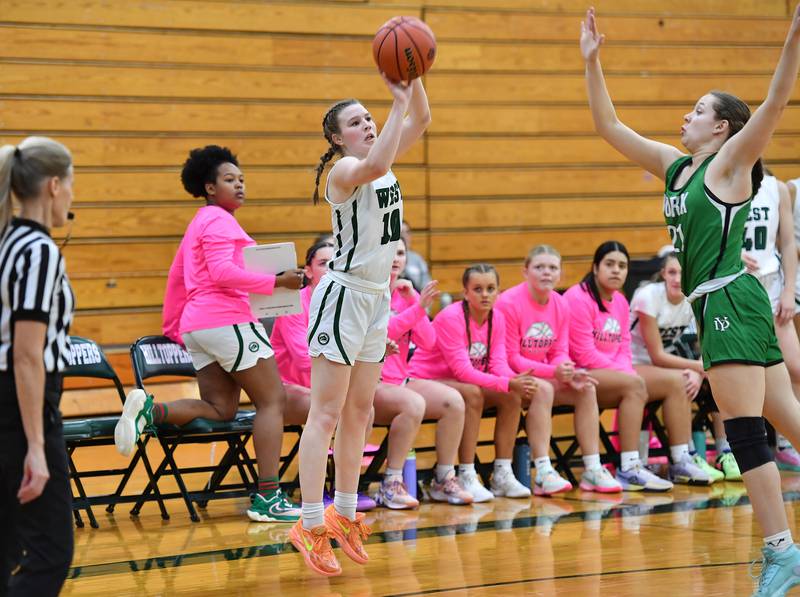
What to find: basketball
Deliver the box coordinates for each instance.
[372,16,437,83]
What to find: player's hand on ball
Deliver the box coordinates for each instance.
[381,72,413,105]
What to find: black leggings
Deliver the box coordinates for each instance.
[0,373,73,597]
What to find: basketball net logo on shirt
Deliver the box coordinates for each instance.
[377,180,402,245]
[664,191,688,252]
[469,342,488,370]
[522,321,555,351]
[593,317,622,343]
[713,316,731,332]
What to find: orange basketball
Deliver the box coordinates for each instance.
[372,16,437,83]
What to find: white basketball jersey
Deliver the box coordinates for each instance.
[325,169,403,292]
[744,175,781,277]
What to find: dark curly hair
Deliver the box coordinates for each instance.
[181,145,239,199]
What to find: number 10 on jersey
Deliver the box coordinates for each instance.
[381,208,401,245]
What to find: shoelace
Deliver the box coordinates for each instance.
[351,517,372,542]
[276,491,299,512]
[312,528,336,557]
[749,554,778,590]
[443,476,463,494]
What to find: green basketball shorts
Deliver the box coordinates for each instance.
[694,273,783,370]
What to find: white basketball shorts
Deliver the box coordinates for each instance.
[182,322,274,373]
[307,275,390,365]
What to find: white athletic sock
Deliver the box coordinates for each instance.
[716,437,731,454]
[384,467,403,479]
[582,453,602,472]
[494,458,513,472]
[765,529,794,553]
[458,463,476,476]
[621,451,640,472]
[435,464,454,482]
[688,437,696,454]
[670,443,690,463]
[638,430,651,462]
[777,433,793,451]
[534,456,553,475]
[333,490,358,521]
[301,501,324,530]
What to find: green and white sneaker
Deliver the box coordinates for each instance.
[247,489,301,523]
[114,389,153,457]
[692,453,725,483]
[716,451,743,482]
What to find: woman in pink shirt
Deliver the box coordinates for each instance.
[409,264,538,502]
[114,145,304,523]
[564,241,672,491]
[496,244,622,494]
[374,238,473,507]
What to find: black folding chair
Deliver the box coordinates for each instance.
[129,336,262,522]
[62,336,167,528]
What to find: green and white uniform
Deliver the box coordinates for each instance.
[307,170,402,365]
[743,174,783,314]
[663,154,782,369]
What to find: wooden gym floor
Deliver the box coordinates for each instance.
[62,452,800,596]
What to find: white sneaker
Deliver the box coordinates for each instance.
[579,467,623,493]
[457,470,494,503]
[490,467,532,498]
[532,469,572,496]
[114,389,150,457]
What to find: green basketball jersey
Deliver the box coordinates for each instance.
[663,154,752,296]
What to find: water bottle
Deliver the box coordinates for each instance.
[512,443,531,489]
[402,449,417,499]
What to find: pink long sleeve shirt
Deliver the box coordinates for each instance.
[271,285,313,387]
[562,282,635,375]
[408,302,517,393]
[495,282,571,379]
[162,205,275,342]
[381,287,437,385]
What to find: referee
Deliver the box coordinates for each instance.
[0,137,75,596]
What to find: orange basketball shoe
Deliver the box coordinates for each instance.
[288,520,341,577]
[324,505,371,565]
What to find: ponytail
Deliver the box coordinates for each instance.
[313,146,337,205]
[0,137,72,235]
[312,98,359,204]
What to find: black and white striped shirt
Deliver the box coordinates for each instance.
[0,218,75,373]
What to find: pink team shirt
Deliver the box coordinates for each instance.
[562,282,635,375]
[162,205,275,342]
[495,282,571,379]
[381,287,436,385]
[271,285,313,387]
[408,302,516,393]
